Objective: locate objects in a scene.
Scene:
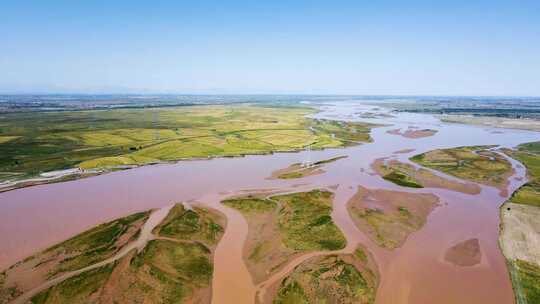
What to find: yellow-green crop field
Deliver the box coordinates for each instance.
[0,105,375,182]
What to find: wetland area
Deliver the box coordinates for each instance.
[1,100,539,304]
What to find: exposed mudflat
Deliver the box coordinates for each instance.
[387,128,438,138]
[500,203,540,265]
[268,163,325,180]
[393,148,415,154]
[444,238,482,266]
[347,185,439,249]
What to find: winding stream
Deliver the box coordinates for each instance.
[1,101,538,303]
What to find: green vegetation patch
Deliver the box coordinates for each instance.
[382,170,423,188]
[508,259,540,304]
[222,190,347,282]
[517,141,540,154]
[31,263,115,304]
[354,248,368,264]
[312,120,373,145]
[222,196,277,214]
[410,145,512,186]
[274,255,376,304]
[512,152,540,178]
[0,136,20,144]
[354,208,402,248]
[275,155,348,180]
[133,240,212,287]
[1,211,149,303]
[313,155,348,166]
[154,204,224,245]
[31,239,214,304]
[277,171,306,179]
[271,190,346,251]
[8,207,223,304]
[46,211,150,276]
[512,141,540,177]
[78,155,156,170]
[509,181,540,207]
[275,281,309,304]
[505,141,540,207]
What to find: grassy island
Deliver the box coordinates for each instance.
[371,158,481,194]
[1,204,226,304]
[410,145,512,189]
[273,247,378,304]
[222,189,346,283]
[0,211,150,303]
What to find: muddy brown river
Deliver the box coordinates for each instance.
[1,102,538,303]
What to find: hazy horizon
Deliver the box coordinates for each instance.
[1,90,540,99]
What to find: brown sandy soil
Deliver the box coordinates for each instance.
[222,189,343,285]
[500,203,540,265]
[263,245,379,304]
[393,148,416,154]
[0,213,149,303]
[372,158,481,195]
[386,128,438,139]
[347,186,439,249]
[222,193,302,284]
[95,204,226,304]
[444,238,482,267]
[268,156,347,180]
[243,209,300,283]
[98,250,137,303]
[268,163,325,180]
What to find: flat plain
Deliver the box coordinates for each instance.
[0,105,375,188]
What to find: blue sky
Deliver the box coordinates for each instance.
[1,1,539,96]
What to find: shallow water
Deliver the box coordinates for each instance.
[1,101,538,303]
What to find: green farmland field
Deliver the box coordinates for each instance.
[0,105,376,183]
